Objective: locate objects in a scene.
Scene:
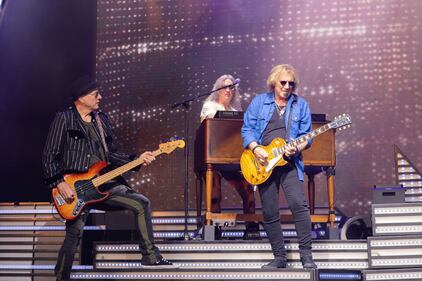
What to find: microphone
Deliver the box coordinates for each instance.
[232,78,241,87]
[218,78,240,91]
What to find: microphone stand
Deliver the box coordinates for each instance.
[171,84,233,240]
[171,82,235,109]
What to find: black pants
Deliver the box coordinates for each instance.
[258,164,312,259]
[55,184,161,281]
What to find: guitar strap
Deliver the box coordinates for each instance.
[94,111,110,162]
[285,94,296,141]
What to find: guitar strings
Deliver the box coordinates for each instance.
[70,145,171,195]
[270,123,330,158]
[73,158,143,195]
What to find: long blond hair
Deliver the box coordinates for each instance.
[204,74,242,110]
[266,64,299,92]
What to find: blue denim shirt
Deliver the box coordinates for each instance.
[241,92,312,181]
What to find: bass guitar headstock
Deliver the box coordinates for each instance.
[159,139,186,154]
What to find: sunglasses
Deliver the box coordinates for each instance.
[87,90,100,98]
[280,80,295,88]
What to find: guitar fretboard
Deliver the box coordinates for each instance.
[272,123,333,157]
[92,149,162,187]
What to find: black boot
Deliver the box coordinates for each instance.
[300,255,317,269]
[261,257,287,269]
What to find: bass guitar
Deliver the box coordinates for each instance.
[240,114,351,185]
[52,140,185,220]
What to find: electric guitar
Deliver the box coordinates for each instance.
[240,114,352,186]
[52,140,185,220]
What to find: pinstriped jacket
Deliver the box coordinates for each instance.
[42,106,136,189]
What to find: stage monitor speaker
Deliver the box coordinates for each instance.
[372,184,405,204]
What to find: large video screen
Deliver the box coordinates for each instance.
[96,0,422,218]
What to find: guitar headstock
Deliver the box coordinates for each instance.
[330,113,352,131]
[159,140,186,154]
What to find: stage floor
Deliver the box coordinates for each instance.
[1,202,422,281]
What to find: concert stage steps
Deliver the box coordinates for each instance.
[94,240,368,270]
[70,268,315,281]
[5,202,422,280]
[0,202,353,281]
[363,268,422,281]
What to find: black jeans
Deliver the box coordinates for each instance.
[258,164,312,260]
[55,184,161,281]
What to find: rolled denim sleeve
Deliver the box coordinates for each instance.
[298,100,313,147]
[241,96,260,148]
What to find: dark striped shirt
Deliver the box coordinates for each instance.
[42,106,136,189]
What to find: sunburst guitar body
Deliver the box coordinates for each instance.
[240,138,289,185]
[51,161,109,221]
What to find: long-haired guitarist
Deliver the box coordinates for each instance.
[241,64,317,269]
[42,76,177,281]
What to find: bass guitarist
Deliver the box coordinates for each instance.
[241,64,317,269]
[42,75,177,281]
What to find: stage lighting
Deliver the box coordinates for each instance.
[371,202,422,236]
[0,0,5,12]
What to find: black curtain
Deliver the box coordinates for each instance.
[0,0,96,202]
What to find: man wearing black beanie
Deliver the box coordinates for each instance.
[43,75,177,281]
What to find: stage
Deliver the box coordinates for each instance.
[1,202,422,281]
[1,0,422,280]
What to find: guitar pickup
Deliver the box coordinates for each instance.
[72,199,85,216]
[54,194,65,206]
